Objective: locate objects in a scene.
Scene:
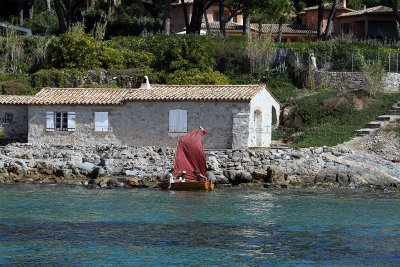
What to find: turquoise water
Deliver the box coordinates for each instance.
[0,185,399,266]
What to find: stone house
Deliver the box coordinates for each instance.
[0,85,280,149]
[0,95,32,143]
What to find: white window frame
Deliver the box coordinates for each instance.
[46,111,75,132]
[94,112,109,132]
[169,109,187,133]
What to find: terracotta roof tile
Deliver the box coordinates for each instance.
[125,85,266,101]
[300,3,353,12]
[203,22,243,31]
[250,23,317,35]
[0,95,33,105]
[201,22,317,35]
[337,6,393,17]
[30,85,266,105]
[31,88,132,105]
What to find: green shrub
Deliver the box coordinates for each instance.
[228,74,258,85]
[124,50,155,68]
[98,46,126,69]
[25,10,58,35]
[0,73,32,95]
[47,31,101,69]
[166,69,229,85]
[144,35,217,72]
[266,73,298,103]
[31,68,85,88]
[213,37,251,75]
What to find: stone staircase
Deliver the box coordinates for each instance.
[354,102,400,137]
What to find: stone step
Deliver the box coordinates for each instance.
[355,128,378,136]
[392,103,400,109]
[376,116,392,121]
[364,121,381,129]
[386,109,400,115]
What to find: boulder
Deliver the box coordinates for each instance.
[223,170,238,183]
[15,159,28,171]
[94,177,109,188]
[55,168,73,178]
[215,175,230,184]
[127,177,140,187]
[237,171,253,183]
[107,177,122,187]
[79,162,96,174]
[253,169,270,182]
[70,155,83,164]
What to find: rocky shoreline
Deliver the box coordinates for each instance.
[0,129,399,191]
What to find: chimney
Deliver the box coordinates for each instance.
[361,4,366,10]
[338,0,346,8]
[140,76,151,89]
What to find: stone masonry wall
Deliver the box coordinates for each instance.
[28,102,249,149]
[1,143,399,189]
[314,71,400,92]
[0,105,28,141]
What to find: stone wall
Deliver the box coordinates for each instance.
[314,71,400,92]
[0,105,28,141]
[0,143,399,189]
[28,102,249,149]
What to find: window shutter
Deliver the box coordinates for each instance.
[67,112,76,131]
[46,111,54,131]
[178,109,187,132]
[95,112,109,131]
[169,109,187,133]
[169,110,177,132]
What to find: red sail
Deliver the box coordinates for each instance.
[173,129,206,180]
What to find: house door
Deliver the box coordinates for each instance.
[254,110,262,147]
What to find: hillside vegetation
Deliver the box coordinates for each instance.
[2,29,400,147]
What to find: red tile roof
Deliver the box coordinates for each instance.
[337,6,393,17]
[0,95,33,105]
[28,85,267,105]
[250,23,317,35]
[31,88,132,105]
[201,22,316,35]
[125,85,265,101]
[299,3,353,14]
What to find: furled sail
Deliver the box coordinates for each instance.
[173,128,207,180]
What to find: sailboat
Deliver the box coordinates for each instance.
[158,128,215,191]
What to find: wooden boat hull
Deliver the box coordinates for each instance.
[158,181,215,191]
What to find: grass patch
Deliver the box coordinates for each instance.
[266,73,299,103]
[279,91,400,147]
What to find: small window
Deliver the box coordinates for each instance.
[94,112,109,132]
[46,111,75,132]
[5,113,13,123]
[169,109,187,133]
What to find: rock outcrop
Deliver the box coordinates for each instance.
[0,129,399,190]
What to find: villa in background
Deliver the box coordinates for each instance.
[0,85,280,149]
[336,6,399,40]
[171,0,399,41]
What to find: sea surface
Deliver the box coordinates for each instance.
[0,184,399,266]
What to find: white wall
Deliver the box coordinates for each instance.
[248,89,280,147]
